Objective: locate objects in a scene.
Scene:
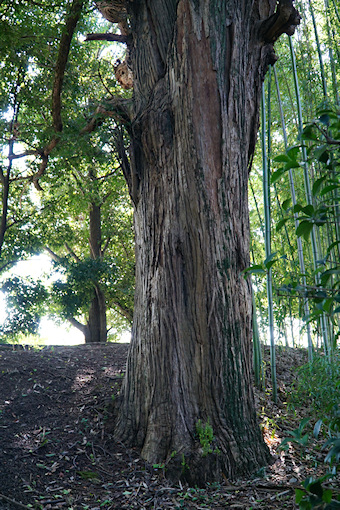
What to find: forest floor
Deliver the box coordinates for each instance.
[0,343,339,510]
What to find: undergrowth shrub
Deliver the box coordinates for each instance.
[289,353,340,414]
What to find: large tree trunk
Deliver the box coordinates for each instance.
[114,0,299,482]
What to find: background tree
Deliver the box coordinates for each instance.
[0,0,135,341]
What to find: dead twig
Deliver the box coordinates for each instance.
[0,492,33,510]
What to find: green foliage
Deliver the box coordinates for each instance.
[279,417,310,451]
[0,276,48,339]
[283,408,340,509]
[289,354,340,414]
[295,475,340,509]
[51,256,117,319]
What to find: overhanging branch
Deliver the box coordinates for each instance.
[81,97,133,134]
[32,0,84,190]
[85,32,129,43]
[259,0,301,43]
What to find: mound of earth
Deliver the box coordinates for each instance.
[0,343,338,509]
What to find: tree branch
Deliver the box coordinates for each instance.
[32,0,84,190]
[85,32,129,43]
[67,316,88,336]
[8,149,38,160]
[81,97,133,134]
[44,246,63,263]
[64,242,81,262]
[259,0,301,43]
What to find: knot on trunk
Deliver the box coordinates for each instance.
[114,60,134,89]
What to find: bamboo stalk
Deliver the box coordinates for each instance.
[288,36,330,358]
[273,66,314,361]
[261,79,277,403]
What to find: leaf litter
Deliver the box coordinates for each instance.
[0,343,338,509]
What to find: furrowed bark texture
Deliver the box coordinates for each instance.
[115,0,280,481]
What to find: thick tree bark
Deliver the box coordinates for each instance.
[114,0,299,482]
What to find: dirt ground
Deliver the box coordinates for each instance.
[0,343,338,509]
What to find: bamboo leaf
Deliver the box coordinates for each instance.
[296,221,314,240]
[301,205,315,217]
[312,176,327,196]
[320,184,340,196]
[271,167,286,183]
[313,419,323,438]
[276,218,289,231]
[281,198,291,211]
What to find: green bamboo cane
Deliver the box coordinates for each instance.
[261,80,277,402]
[324,0,340,105]
[289,36,330,358]
[273,66,314,361]
[308,0,328,98]
[252,286,264,390]
[331,0,340,24]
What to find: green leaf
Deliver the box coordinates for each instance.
[309,480,323,498]
[296,221,314,241]
[301,125,318,141]
[276,218,289,231]
[314,145,329,163]
[242,265,265,277]
[284,161,300,170]
[286,146,300,160]
[321,269,340,287]
[312,176,327,196]
[320,184,340,196]
[271,167,286,183]
[293,204,304,213]
[301,205,315,217]
[323,490,333,504]
[274,154,291,163]
[281,198,292,211]
[295,489,306,504]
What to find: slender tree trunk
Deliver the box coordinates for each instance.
[114,0,299,482]
[85,201,107,342]
[86,283,107,343]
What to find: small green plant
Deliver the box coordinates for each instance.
[152,463,165,470]
[181,453,189,474]
[295,475,340,509]
[195,419,219,456]
[279,417,310,451]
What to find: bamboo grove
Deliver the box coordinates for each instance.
[249,0,340,399]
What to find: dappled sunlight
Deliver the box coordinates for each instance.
[71,369,95,392]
